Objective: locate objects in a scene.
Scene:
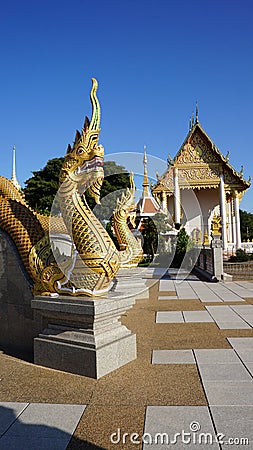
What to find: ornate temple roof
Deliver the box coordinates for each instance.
[152,120,251,194]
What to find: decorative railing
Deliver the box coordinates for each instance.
[241,242,253,254]
[197,248,213,275]
[224,261,253,279]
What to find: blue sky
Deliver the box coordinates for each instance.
[0,0,252,212]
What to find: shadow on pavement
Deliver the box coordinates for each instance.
[0,404,106,450]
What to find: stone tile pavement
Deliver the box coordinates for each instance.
[151,342,253,448]
[149,276,253,450]
[0,403,86,450]
[1,276,253,449]
[156,304,253,329]
[159,278,253,302]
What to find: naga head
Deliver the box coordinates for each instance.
[60,78,104,203]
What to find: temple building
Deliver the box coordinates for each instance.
[151,109,251,251]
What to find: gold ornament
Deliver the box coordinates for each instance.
[0,79,142,297]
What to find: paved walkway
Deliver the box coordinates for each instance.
[0,403,86,450]
[149,276,253,449]
[0,273,253,449]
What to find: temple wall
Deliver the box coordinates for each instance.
[180,188,219,241]
[180,189,203,235]
[0,229,43,354]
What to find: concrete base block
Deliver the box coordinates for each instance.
[221,272,233,281]
[34,328,136,378]
[32,293,137,379]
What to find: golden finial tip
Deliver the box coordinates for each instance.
[91,77,98,86]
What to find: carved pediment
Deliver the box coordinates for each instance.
[177,133,220,166]
[162,170,174,190]
[178,166,220,188]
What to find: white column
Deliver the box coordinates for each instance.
[161,191,167,214]
[219,171,227,250]
[227,199,232,243]
[234,191,242,249]
[173,167,180,224]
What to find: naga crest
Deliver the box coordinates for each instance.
[59,78,104,204]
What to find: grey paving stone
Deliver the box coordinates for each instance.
[7,403,86,436]
[194,349,240,364]
[159,280,175,291]
[234,348,253,363]
[245,363,253,377]
[0,403,28,436]
[188,282,222,302]
[228,337,253,349]
[156,311,184,323]
[198,363,252,381]
[215,321,251,329]
[200,298,223,303]
[157,296,178,300]
[175,281,199,299]
[0,436,71,450]
[236,281,253,291]
[203,381,253,405]
[230,305,253,326]
[205,306,251,329]
[204,283,244,302]
[210,406,253,444]
[0,403,86,450]
[224,282,253,299]
[183,310,214,322]
[143,406,219,449]
[196,296,223,303]
[152,350,195,364]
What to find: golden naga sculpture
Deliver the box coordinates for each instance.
[0,78,142,296]
[112,173,143,268]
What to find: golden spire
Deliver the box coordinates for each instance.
[142,145,149,198]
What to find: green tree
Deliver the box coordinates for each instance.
[141,217,158,257]
[23,158,130,216]
[171,227,194,268]
[240,209,253,241]
[23,158,64,214]
[141,213,171,257]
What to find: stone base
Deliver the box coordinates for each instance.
[31,291,137,379]
[34,326,136,378]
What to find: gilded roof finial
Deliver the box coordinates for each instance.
[195,101,199,124]
[191,111,194,129]
[142,145,149,198]
[167,153,173,167]
[239,165,244,177]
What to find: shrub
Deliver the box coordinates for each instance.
[229,249,249,262]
